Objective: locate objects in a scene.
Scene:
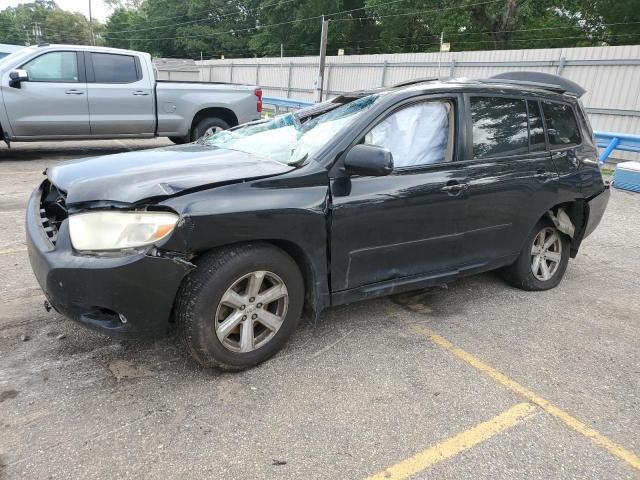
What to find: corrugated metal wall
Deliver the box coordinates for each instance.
[156,70,200,81]
[194,45,640,160]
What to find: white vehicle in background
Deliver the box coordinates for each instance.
[0,44,262,146]
[0,43,23,59]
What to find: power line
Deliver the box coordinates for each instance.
[103,0,500,42]
[106,0,414,35]
[330,0,500,22]
[105,0,299,34]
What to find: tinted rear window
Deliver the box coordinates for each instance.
[541,101,581,148]
[471,96,529,158]
[91,53,138,83]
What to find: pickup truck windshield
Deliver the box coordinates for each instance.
[202,94,381,165]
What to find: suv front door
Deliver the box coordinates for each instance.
[329,96,469,293]
[3,50,90,137]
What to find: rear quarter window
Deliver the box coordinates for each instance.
[541,101,581,149]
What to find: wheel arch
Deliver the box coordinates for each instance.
[176,239,326,323]
[190,107,239,133]
[534,199,589,258]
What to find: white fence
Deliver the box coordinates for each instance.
[193,45,640,160]
[156,69,200,81]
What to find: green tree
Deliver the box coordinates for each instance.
[104,7,143,49]
[0,0,95,46]
[43,8,91,44]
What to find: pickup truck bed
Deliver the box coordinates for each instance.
[0,44,262,144]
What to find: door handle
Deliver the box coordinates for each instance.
[65,89,84,95]
[440,181,469,195]
[132,90,150,96]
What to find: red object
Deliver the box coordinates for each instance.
[255,88,263,113]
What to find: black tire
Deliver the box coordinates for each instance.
[169,136,188,145]
[191,117,230,142]
[175,243,304,369]
[502,218,570,291]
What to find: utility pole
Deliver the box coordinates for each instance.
[32,23,42,44]
[438,31,443,78]
[88,0,95,45]
[280,43,284,95]
[314,16,328,103]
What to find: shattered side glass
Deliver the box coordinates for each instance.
[203,95,381,165]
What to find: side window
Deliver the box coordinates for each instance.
[364,101,452,168]
[91,53,139,83]
[541,101,581,148]
[22,51,78,82]
[471,96,528,159]
[527,100,546,152]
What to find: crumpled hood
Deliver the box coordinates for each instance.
[47,144,295,205]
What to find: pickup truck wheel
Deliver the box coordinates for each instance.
[169,136,188,145]
[175,243,304,369]
[191,117,230,142]
[502,219,570,291]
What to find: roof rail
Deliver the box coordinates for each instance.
[487,71,586,98]
[391,77,439,88]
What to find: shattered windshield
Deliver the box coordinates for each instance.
[202,94,381,165]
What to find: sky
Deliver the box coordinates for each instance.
[1,0,113,22]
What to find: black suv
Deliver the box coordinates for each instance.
[26,73,610,369]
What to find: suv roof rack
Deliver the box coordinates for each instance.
[391,77,439,88]
[486,71,586,98]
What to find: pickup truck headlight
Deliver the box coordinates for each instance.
[69,211,179,251]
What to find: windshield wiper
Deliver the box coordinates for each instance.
[289,153,308,168]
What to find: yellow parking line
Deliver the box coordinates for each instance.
[415,325,640,472]
[367,402,536,480]
[0,247,27,255]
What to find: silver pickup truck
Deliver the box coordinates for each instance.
[0,44,262,145]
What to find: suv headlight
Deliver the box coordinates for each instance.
[69,211,179,251]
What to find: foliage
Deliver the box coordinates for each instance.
[1,0,638,57]
[0,0,103,46]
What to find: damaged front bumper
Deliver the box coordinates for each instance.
[26,185,192,338]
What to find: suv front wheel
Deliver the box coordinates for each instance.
[502,218,570,291]
[175,244,304,369]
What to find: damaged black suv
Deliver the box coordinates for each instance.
[27,73,610,369]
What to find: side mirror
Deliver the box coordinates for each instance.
[344,144,393,177]
[9,69,28,88]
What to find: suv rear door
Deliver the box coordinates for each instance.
[455,94,559,270]
[85,51,155,135]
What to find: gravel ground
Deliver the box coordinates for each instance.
[0,140,638,479]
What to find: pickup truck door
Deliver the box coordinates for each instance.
[330,97,467,292]
[85,52,155,135]
[2,50,90,137]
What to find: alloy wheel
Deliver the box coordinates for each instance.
[204,126,224,137]
[530,227,562,281]
[214,271,289,353]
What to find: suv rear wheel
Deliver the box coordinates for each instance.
[175,244,304,369]
[502,218,570,291]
